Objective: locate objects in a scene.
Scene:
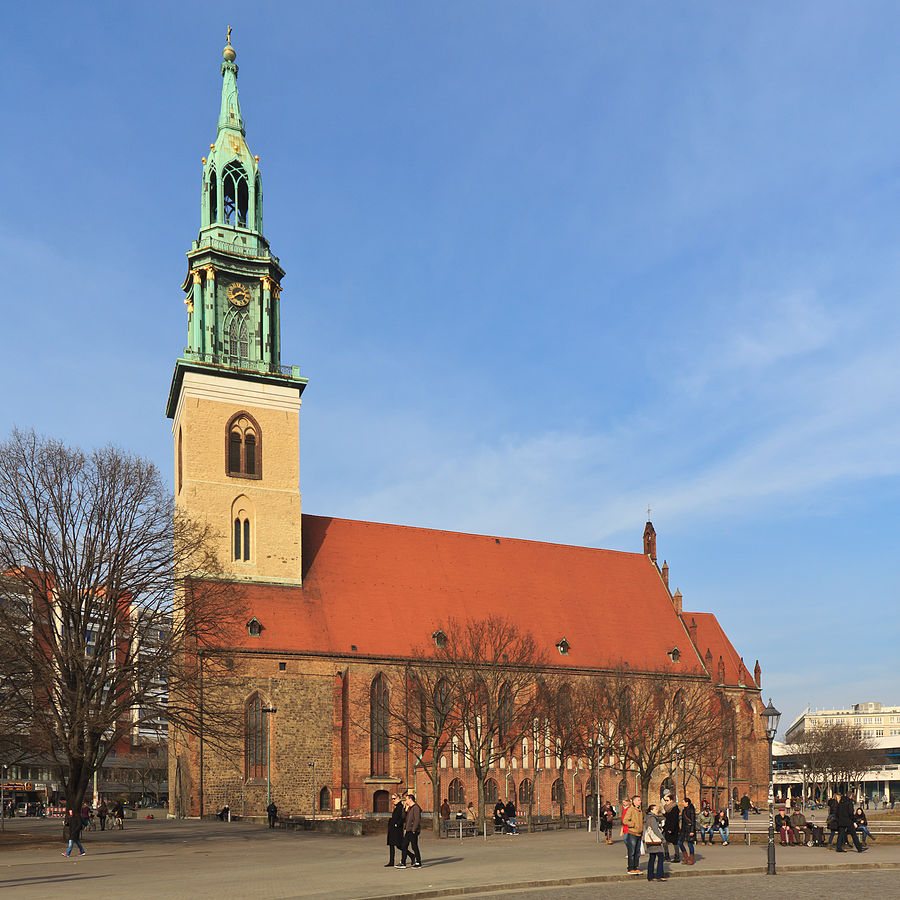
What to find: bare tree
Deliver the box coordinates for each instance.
[579,666,722,809]
[440,617,545,825]
[537,675,583,822]
[0,429,245,814]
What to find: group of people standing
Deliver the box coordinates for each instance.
[386,792,423,869]
[620,793,706,881]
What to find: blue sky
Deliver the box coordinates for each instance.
[3,2,899,735]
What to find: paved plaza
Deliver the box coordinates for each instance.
[0,818,898,900]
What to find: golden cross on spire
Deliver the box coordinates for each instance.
[226,25,232,45]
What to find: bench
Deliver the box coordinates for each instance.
[443,819,478,838]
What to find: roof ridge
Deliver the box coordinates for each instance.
[302,512,645,557]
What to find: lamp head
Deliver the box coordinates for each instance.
[761,697,781,741]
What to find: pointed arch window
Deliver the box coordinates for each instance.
[246,693,268,779]
[254,174,263,232]
[226,413,262,480]
[370,674,390,776]
[227,311,250,366]
[232,496,254,563]
[207,166,218,224]
[223,160,249,226]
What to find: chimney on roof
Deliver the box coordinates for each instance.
[754,659,762,688]
[661,560,669,588]
[643,520,657,563]
[717,655,726,684]
[688,617,698,645]
[705,647,713,669]
[673,588,682,615]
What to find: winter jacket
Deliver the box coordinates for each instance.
[643,812,665,853]
[621,804,643,835]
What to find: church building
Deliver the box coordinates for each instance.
[167,37,769,821]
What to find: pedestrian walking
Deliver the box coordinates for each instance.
[398,794,422,868]
[386,793,405,867]
[266,800,277,829]
[97,801,108,831]
[62,808,86,857]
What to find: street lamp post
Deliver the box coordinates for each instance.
[802,765,808,814]
[308,761,316,822]
[262,707,277,807]
[761,698,782,876]
[1,764,6,832]
[728,755,736,816]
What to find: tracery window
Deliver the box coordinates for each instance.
[245,693,268,779]
[519,778,533,804]
[227,312,250,366]
[370,674,390,776]
[226,413,261,479]
[223,160,249,226]
[448,777,465,805]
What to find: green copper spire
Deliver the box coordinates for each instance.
[218,29,245,137]
[166,32,306,420]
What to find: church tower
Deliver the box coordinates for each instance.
[166,33,307,584]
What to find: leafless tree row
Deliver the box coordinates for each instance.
[372,616,746,834]
[789,722,880,800]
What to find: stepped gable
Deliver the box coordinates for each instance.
[685,610,753,686]
[228,513,707,675]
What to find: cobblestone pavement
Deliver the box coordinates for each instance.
[449,870,900,900]
[0,819,897,900]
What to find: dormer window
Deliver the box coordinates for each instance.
[556,638,570,656]
[247,617,262,637]
[432,629,447,649]
[668,647,681,663]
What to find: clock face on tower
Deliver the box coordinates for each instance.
[227,282,251,307]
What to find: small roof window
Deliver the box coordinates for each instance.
[432,629,448,649]
[556,638,570,656]
[247,617,263,637]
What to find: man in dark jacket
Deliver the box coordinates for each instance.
[663,794,680,862]
[835,793,866,853]
[266,800,277,829]
[398,794,422,868]
[387,793,405,867]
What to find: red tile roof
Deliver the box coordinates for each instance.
[228,515,712,675]
[684,610,755,688]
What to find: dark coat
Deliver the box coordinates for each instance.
[387,801,405,847]
[65,812,82,839]
[678,804,696,841]
[836,796,854,827]
[663,800,680,841]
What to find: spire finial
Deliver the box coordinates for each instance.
[647,504,652,520]
[223,26,236,62]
